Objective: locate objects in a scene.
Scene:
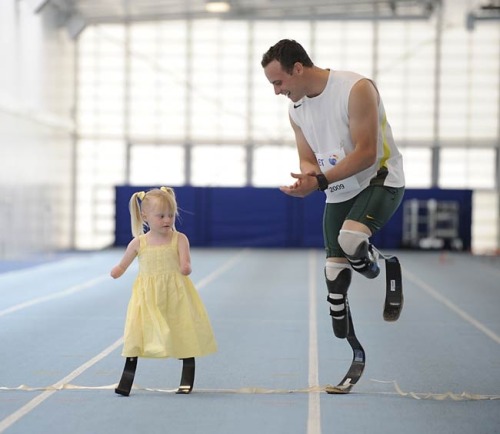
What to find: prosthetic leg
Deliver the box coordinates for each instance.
[176,357,195,394]
[326,268,352,339]
[326,308,366,394]
[381,253,404,321]
[325,232,403,394]
[115,357,138,396]
[344,240,380,279]
[325,265,366,392]
[339,231,404,321]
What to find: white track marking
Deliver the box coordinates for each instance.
[194,249,248,290]
[0,249,248,319]
[2,383,498,401]
[404,268,500,345]
[0,337,124,433]
[0,275,109,318]
[308,250,322,434]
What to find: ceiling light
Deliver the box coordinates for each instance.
[205,0,231,13]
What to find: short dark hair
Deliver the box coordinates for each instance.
[261,39,314,74]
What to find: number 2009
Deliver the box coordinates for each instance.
[329,184,345,192]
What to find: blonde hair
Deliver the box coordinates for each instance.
[129,187,178,237]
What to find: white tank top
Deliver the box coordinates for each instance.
[289,70,405,203]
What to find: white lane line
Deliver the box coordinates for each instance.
[0,275,109,318]
[308,250,322,434]
[0,250,247,433]
[404,268,500,345]
[0,337,124,433]
[0,249,247,319]
[0,257,77,278]
[195,248,248,290]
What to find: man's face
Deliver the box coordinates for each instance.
[263,60,303,102]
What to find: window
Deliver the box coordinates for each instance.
[130,145,185,186]
[439,148,495,189]
[76,12,500,249]
[253,145,299,187]
[191,145,246,186]
[399,147,432,188]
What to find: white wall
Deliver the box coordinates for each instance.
[0,0,75,259]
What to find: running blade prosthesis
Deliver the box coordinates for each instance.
[327,252,403,394]
[326,308,365,394]
[382,255,404,321]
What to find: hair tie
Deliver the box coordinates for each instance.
[160,186,174,196]
[137,191,146,200]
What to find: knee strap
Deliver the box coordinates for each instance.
[329,296,348,318]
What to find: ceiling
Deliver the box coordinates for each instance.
[32,0,500,37]
[44,0,442,24]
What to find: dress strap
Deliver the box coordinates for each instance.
[138,234,147,250]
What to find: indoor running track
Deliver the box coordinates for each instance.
[0,248,499,434]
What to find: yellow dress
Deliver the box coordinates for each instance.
[122,232,217,359]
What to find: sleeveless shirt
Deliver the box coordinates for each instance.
[289,70,405,203]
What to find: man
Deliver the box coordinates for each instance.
[261,39,405,339]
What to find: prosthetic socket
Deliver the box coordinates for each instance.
[338,230,380,279]
[326,267,352,339]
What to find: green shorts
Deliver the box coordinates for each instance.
[323,185,405,258]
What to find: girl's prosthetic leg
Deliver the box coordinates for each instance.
[115,357,138,396]
[176,357,195,394]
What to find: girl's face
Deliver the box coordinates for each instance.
[142,200,175,235]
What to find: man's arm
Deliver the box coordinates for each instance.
[323,79,379,183]
[292,116,319,174]
[279,115,320,197]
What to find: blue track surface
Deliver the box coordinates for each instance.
[0,249,499,434]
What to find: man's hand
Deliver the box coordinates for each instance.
[279,171,319,197]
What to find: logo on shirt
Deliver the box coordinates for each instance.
[328,155,339,166]
[293,103,302,109]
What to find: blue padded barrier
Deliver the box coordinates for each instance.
[114,186,472,250]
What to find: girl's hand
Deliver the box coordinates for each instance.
[110,265,125,279]
[110,238,139,279]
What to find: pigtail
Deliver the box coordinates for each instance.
[129,191,146,237]
[160,186,175,200]
[160,186,178,230]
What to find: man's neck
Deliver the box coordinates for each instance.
[305,67,330,98]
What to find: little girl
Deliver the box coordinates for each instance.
[111,187,217,396]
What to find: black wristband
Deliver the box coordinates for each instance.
[315,173,329,191]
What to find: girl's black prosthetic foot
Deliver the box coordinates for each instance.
[115,357,138,396]
[176,357,195,394]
